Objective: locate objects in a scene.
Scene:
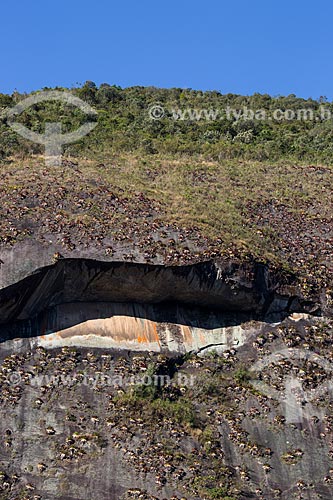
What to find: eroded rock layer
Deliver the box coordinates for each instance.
[0,258,325,353]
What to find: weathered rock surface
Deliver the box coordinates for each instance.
[0,257,332,500]
[0,314,333,499]
[0,257,326,353]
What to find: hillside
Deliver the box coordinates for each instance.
[0,85,332,500]
[0,84,332,292]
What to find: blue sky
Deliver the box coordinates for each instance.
[1,0,332,99]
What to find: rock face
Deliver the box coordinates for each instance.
[0,314,333,500]
[0,258,323,352]
[0,257,332,500]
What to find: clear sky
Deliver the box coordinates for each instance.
[1,0,332,99]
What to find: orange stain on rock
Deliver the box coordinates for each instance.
[181,325,193,346]
[152,322,160,345]
[137,320,161,345]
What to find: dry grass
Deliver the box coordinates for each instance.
[0,153,332,287]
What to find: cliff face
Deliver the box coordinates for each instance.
[0,257,332,500]
[0,257,324,353]
[1,314,333,500]
[0,92,332,499]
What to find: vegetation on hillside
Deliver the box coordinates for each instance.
[0,83,332,292]
[1,82,333,161]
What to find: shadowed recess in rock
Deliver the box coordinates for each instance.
[0,259,323,351]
